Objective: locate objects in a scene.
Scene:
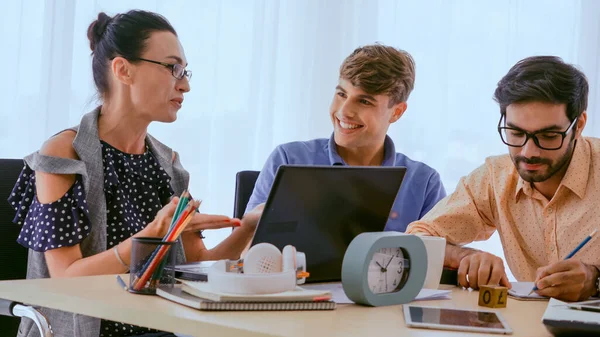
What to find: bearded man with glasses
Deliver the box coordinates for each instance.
[407,56,600,302]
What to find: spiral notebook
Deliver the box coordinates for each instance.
[178,279,332,302]
[157,285,336,311]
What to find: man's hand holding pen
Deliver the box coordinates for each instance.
[534,260,600,301]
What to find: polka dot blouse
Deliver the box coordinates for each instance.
[9,140,175,336]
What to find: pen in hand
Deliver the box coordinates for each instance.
[528,228,597,295]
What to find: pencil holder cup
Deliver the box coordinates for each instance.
[129,237,177,295]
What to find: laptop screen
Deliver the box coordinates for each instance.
[250,165,406,283]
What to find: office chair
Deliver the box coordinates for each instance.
[233,170,260,220]
[0,159,53,336]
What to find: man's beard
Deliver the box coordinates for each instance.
[512,140,576,183]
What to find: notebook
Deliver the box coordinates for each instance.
[157,285,336,311]
[542,298,600,335]
[179,279,332,302]
[507,282,547,301]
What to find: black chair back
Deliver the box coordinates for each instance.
[233,170,260,219]
[0,159,27,334]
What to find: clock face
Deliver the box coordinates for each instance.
[367,247,408,294]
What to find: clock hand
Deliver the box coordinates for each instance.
[384,256,394,269]
[384,257,393,292]
[375,261,386,273]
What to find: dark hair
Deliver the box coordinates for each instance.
[87,10,177,98]
[340,44,416,107]
[493,56,588,122]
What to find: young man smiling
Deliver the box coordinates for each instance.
[246,44,446,232]
[407,56,600,302]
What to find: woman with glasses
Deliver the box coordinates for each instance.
[8,10,260,337]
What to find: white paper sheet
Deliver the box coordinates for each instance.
[301,282,451,304]
[507,282,546,300]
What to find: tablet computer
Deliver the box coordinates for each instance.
[250,165,406,283]
[403,305,512,334]
[566,299,600,313]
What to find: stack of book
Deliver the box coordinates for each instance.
[157,280,336,311]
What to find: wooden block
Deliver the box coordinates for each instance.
[478,285,508,308]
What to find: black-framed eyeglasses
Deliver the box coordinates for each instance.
[497,115,578,150]
[135,58,192,81]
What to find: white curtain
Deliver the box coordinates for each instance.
[2,0,600,280]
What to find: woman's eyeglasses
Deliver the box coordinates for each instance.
[134,58,192,81]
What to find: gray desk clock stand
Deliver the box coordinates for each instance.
[341,232,427,307]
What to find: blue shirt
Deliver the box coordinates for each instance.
[246,134,447,232]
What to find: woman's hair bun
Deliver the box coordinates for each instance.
[87,12,112,52]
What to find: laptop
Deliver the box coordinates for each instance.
[250,165,406,283]
[542,297,600,336]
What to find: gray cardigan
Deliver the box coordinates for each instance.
[17,107,189,337]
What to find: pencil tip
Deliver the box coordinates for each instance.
[591,228,598,237]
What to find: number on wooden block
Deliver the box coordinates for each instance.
[478,285,508,308]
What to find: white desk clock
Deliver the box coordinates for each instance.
[341,232,427,306]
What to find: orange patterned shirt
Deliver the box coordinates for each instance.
[407,137,600,281]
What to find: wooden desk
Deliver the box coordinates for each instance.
[0,275,551,337]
